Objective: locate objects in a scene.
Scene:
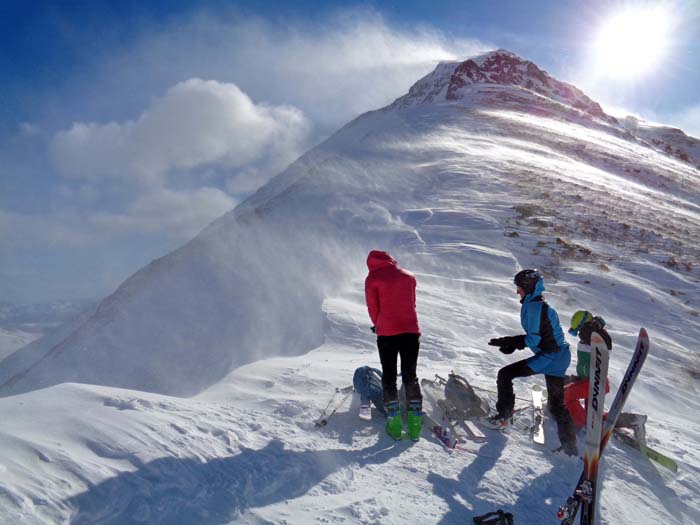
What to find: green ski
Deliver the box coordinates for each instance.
[613,429,678,473]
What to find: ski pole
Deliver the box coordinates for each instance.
[314,386,354,428]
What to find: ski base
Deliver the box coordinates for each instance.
[531,384,545,445]
[460,419,486,442]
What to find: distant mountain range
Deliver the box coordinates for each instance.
[0,300,94,330]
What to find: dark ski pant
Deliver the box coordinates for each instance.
[377,333,422,408]
[496,358,577,448]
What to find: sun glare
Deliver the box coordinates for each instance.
[594,5,671,78]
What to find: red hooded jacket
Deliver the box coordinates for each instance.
[365,251,421,336]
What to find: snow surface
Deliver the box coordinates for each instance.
[1,50,699,524]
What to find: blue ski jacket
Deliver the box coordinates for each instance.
[520,278,571,377]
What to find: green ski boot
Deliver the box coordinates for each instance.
[407,402,423,441]
[385,401,403,440]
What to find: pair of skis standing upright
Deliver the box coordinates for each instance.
[557,327,650,525]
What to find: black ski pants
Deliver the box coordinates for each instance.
[496,358,577,448]
[377,333,422,407]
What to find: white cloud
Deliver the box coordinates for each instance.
[90,187,236,239]
[50,12,489,191]
[6,8,493,302]
[45,11,488,247]
[88,9,490,130]
[51,79,311,186]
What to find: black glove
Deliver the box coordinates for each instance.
[488,335,526,354]
[510,335,526,350]
[488,335,526,349]
[370,326,376,334]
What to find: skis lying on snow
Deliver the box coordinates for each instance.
[421,378,466,448]
[423,410,462,449]
[314,386,354,428]
[423,373,542,448]
[457,417,487,443]
[557,328,649,525]
[613,428,678,472]
[421,375,493,447]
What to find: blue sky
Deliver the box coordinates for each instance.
[1,0,699,304]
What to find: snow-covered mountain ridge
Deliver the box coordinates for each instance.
[391,49,610,122]
[393,49,700,170]
[620,115,700,168]
[1,49,699,524]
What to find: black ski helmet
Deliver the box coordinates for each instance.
[514,268,542,295]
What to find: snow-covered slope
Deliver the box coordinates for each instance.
[1,49,699,524]
[620,115,700,169]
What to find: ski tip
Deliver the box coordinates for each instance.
[638,327,650,353]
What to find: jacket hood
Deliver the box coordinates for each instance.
[522,277,546,303]
[367,250,398,271]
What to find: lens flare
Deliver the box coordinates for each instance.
[594,5,671,78]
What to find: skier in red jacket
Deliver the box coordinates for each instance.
[365,250,422,440]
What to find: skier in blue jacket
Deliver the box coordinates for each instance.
[483,269,578,456]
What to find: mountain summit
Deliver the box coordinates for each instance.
[391,49,609,120]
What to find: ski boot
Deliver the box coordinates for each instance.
[406,401,423,441]
[385,401,403,440]
[482,412,511,430]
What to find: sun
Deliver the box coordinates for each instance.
[593,5,672,78]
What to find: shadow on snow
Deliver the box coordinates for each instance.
[66,438,401,524]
